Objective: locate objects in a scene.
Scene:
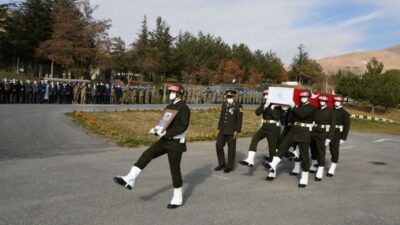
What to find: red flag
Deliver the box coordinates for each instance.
[292,88,334,108]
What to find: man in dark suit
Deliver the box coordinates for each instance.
[327,95,350,177]
[264,89,316,188]
[239,89,282,180]
[114,84,190,209]
[310,93,336,181]
[214,90,243,173]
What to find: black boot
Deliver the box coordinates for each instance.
[214,165,226,171]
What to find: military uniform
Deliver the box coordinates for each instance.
[328,95,350,177]
[114,84,190,209]
[215,90,243,173]
[240,95,281,167]
[265,89,316,187]
[310,94,336,180]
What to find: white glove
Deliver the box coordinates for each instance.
[271,104,275,110]
[325,139,331,146]
[149,128,156,134]
[264,103,270,109]
[156,130,166,137]
[340,139,345,144]
[281,105,289,111]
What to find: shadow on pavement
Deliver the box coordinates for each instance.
[139,164,213,203]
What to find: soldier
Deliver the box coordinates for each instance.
[25,80,33,103]
[48,82,56,104]
[327,95,350,177]
[80,83,87,104]
[214,90,243,173]
[86,83,92,104]
[264,89,316,188]
[239,89,282,180]
[91,83,97,104]
[73,82,79,104]
[110,84,115,104]
[114,84,190,209]
[115,85,122,104]
[31,81,37,103]
[18,80,25,103]
[309,94,336,181]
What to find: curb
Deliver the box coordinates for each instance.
[350,114,398,123]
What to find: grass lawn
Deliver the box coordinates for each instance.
[67,108,400,148]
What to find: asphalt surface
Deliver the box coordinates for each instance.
[0,104,399,225]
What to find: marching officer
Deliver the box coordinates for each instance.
[327,94,350,177]
[264,89,316,187]
[239,89,281,180]
[114,84,190,209]
[214,90,243,173]
[309,93,336,181]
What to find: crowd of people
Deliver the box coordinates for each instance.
[0,78,266,105]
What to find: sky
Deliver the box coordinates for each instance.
[2,0,400,63]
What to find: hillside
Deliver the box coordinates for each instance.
[317,45,400,74]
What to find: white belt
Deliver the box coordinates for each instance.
[262,119,280,127]
[173,131,187,143]
[335,125,344,132]
[314,124,331,132]
[294,122,313,131]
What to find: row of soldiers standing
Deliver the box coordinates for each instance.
[1,78,266,105]
[0,78,125,104]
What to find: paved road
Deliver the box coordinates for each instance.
[0,104,399,225]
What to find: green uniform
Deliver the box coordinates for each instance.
[310,106,336,167]
[216,101,243,170]
[329,107,350,163]
[248,103,281,158]
[276,103,316,171]
[135,100,191,188]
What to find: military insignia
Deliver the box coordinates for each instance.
[229,108,234,115]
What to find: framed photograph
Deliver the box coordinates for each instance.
[154,109,178,134]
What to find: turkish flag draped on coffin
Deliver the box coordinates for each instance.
[267,87,334,109]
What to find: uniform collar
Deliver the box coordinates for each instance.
[335,106,343,109]
[173,98,181,104]
[320,106,327,110]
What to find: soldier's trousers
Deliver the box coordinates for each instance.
[216,133,236,169]
[249,127,279,158]
[310,134,326,166]
[276,131,311,171]
[134,140,183,188]
[329,138,341,163]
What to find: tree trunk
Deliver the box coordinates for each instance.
[371,105,375,114]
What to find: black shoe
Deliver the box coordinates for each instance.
[167,204,182,209]
[239,160,254,167]
[113,176,132,190]
[309,170,316,174]
[289,172,299,176]
[266,176,275,181]
[224,168,232,173]
[262,161,271,170]
[214,165,226,171]
[263,155,271,162]
[298,184,306,188]
[326,173,334,177]
[315,177,322,181]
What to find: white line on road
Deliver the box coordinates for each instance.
[373,139,400,143]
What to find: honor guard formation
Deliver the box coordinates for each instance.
[113,84,350,209]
